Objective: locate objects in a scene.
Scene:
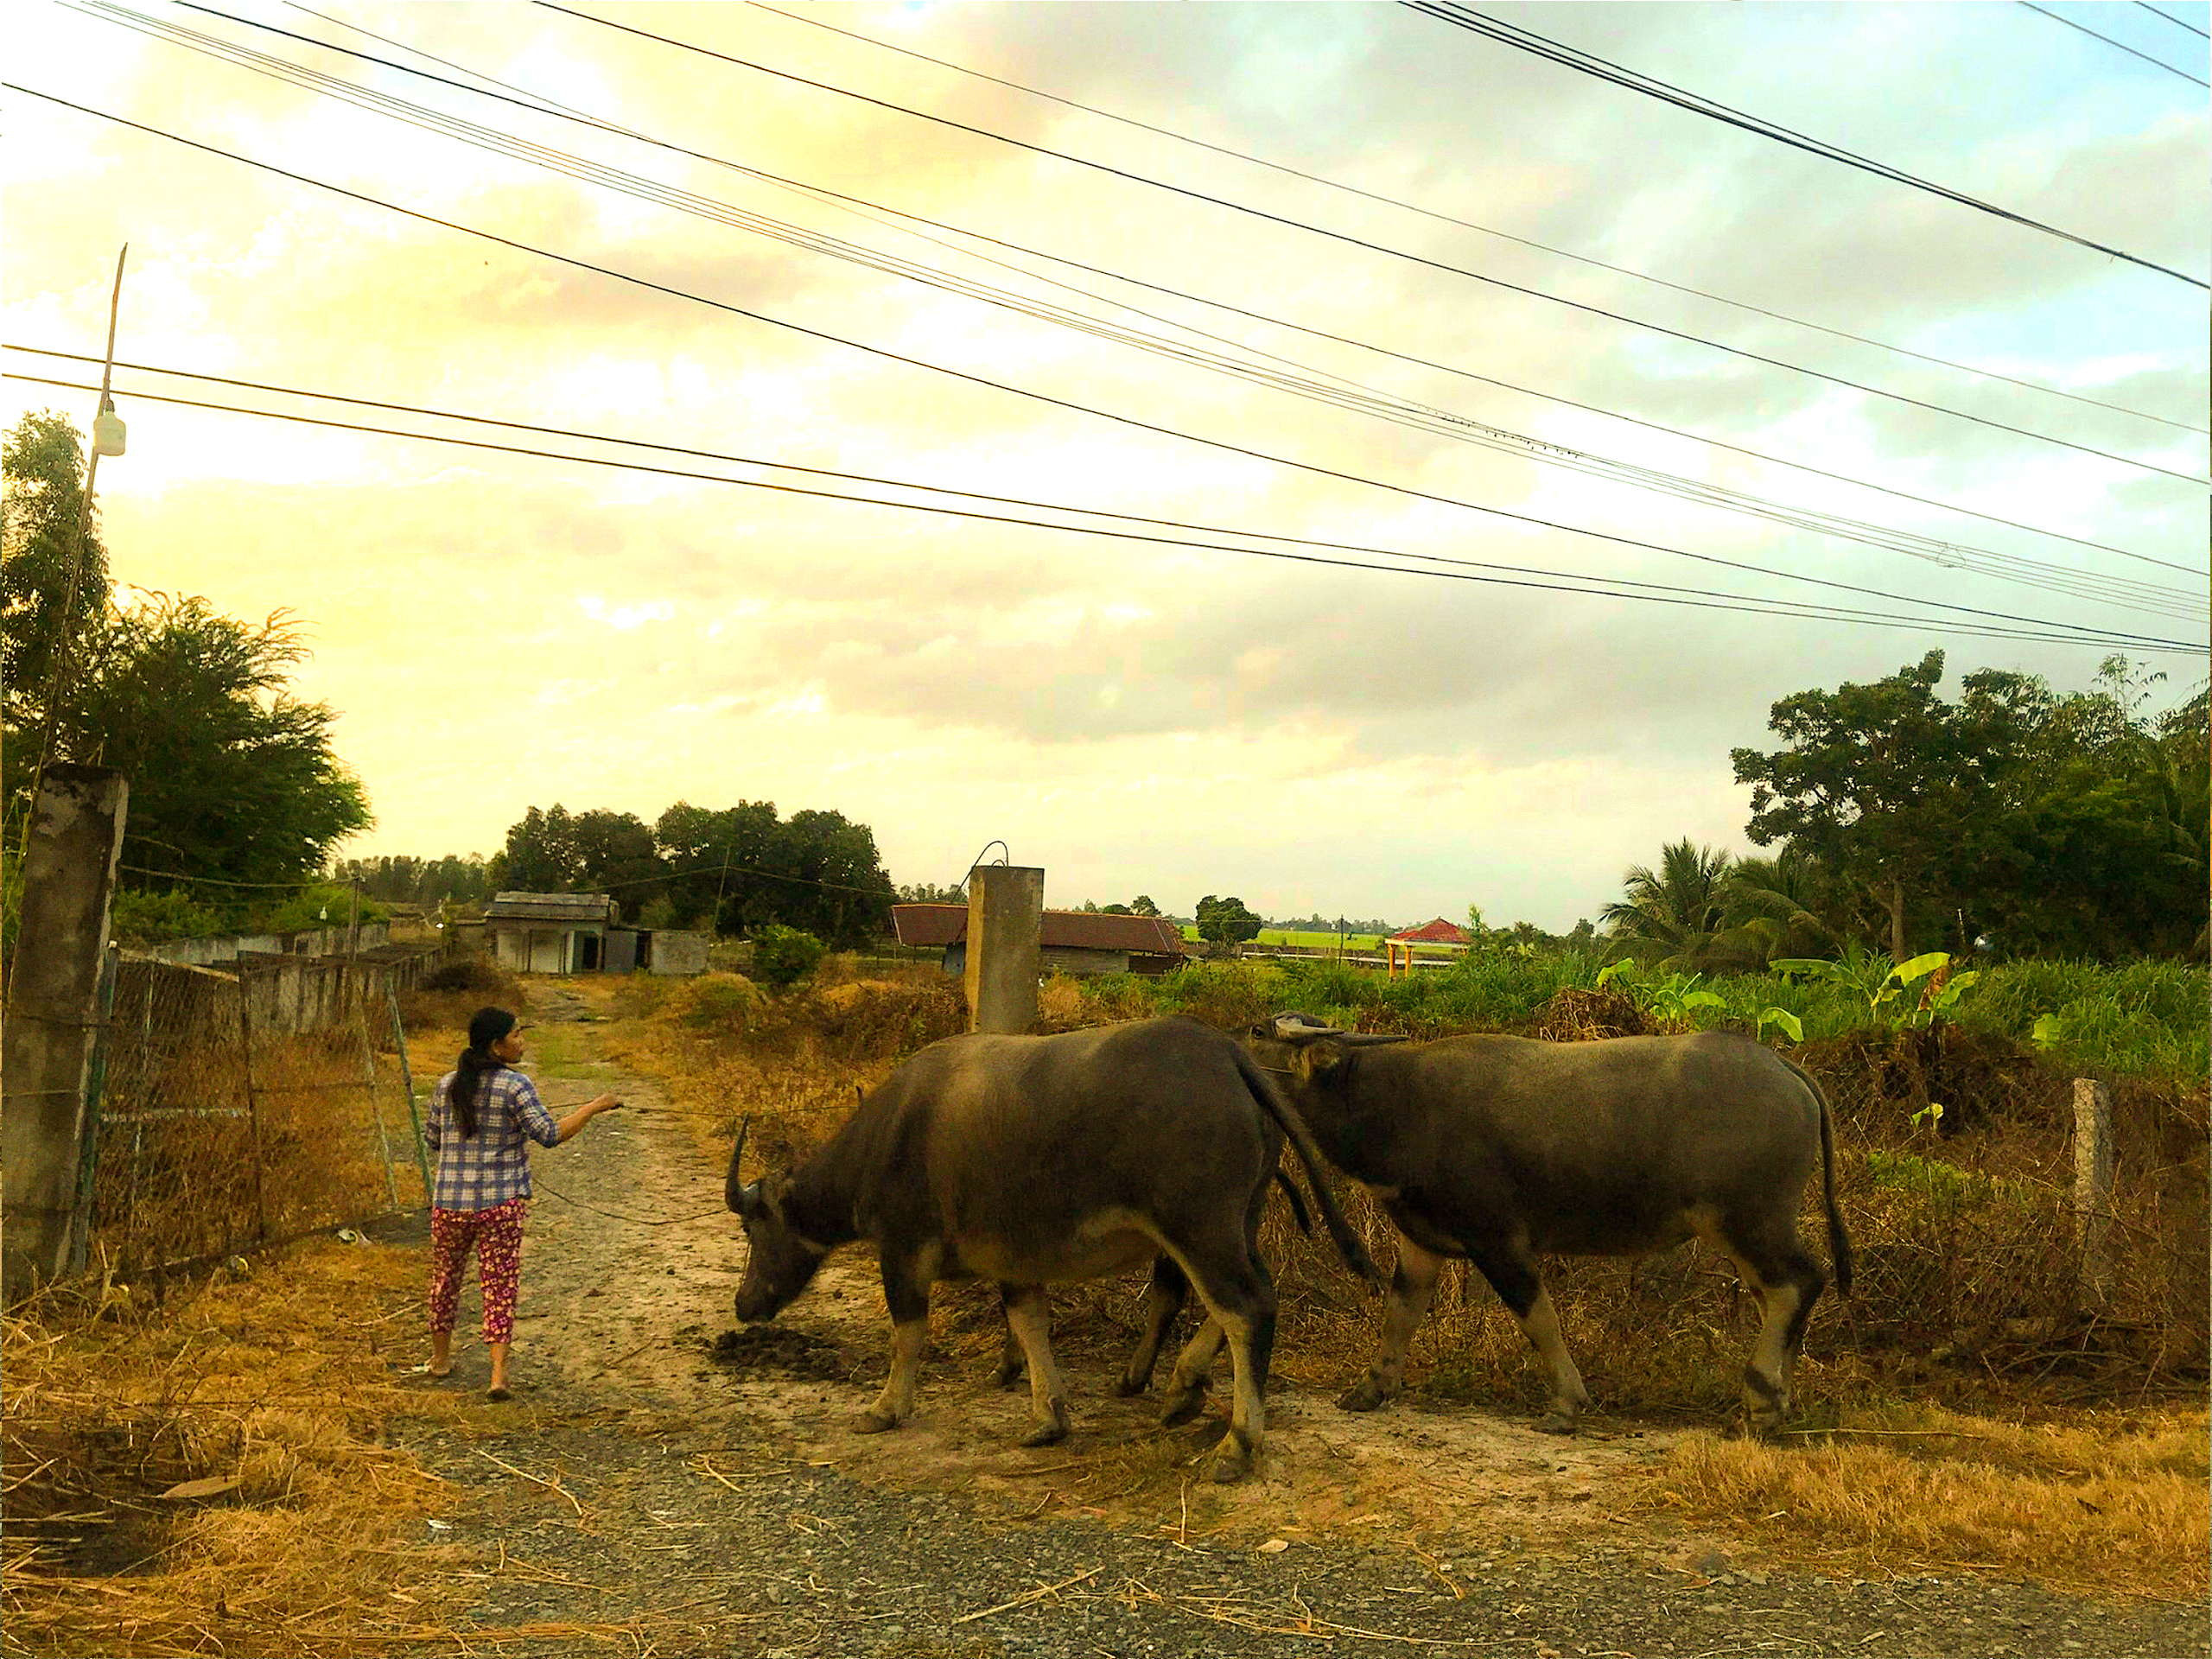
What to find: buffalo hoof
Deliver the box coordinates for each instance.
[1112,1370,1154,1398]
[1335,1378,1391,1413]
[1206,1433,1255,1484]
[1535,1409,1580,1436]
[1158,1384,1208,1428]
[1019,1405,1071,1448]
[991,1359,1025,1390]
[849,1408,900,1435]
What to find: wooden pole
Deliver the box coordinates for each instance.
[237,969,270,1243]
[389,985,431,1205]
[359,991,399,1211]
[67,944,121,1275]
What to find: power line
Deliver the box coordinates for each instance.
[76,9,2196,620]
[525,0,2212,468]
[13,343,2200,628]
[9,96,2199,648]
[147,0,2210,566]
[741,0,2203,437]
[2018,0,2209,84]
[2137,2,2211,40]
[1404,1,2209,290]
[7,358,2199,657]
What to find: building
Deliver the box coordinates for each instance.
[482,892,616,975]
[891,904,1185,977]
[1383,918,1470,977]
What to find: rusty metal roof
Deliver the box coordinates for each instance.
[1389,918,1469,944]
[483,891,615,925]
[891,904,1184,955]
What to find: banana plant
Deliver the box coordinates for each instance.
[1771,945,1977,1029]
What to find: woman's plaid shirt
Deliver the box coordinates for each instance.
[425,1066,561,1210]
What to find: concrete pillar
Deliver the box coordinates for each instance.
[2073,1077,2114,1312]
[964,865,1043,1034]
[3,764,129,1302]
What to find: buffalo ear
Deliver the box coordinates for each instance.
[764,1173,797,1220]
[1294,1035,1351,1080]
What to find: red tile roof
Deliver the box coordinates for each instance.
[1389,918,1469,944]
[891,904,1185,956]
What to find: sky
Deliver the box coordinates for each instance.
[4,0,2207,931]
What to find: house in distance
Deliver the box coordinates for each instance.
[892,904,1185,977]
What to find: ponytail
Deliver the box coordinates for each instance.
[452,1006,518,1140]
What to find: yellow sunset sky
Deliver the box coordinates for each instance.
[5,0,2206,925]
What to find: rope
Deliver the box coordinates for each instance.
[528,1176,728,1228]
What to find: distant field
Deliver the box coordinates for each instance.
[1177,927,1390,950]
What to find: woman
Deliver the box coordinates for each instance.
[423,1005,620,1399]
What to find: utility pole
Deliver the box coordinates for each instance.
[8,245,129,1007]
[347,873,362,957]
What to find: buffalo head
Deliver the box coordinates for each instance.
[725,1116,829,1323]
[1244,1011,1406,1084]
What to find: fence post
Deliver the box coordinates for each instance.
[359,987,399,1210]
[1,764,130,1302]
[237,969,270,1243]
[388,985,432,1204]
[2073,1077,2114,1312]
[67,944,122,1276]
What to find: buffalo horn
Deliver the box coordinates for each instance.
[724,1116,755,1215]
[1272,1012,1408,1046]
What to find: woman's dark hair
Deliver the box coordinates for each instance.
[450,1007,517,1139]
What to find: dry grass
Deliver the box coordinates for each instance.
[1,1236,485,1657]
[600,968,2212,1601]
[1634,1402,2210,1600]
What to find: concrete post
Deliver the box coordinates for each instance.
[3,765,129,1302]
[963,865,1044,1034]
[2073,1077,2114,1312]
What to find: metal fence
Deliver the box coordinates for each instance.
[76,946,449,1277]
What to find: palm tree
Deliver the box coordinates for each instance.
[1721,847,1852,963]
[1599,839,1732,963]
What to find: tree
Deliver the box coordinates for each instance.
[1736,652,2205,962]
[3,410,109,739]
[1719,846,1863,964]
[1194,894,1263,953]
[489,804,582,893]
[766,808,896,950]
[40,592,371,891]
[570,809,664,920]
[658,799,780,927]
[1732,652,2000,962]
[1599,839,1732,963]
[896,880,967,904]
[1128,894,1161,917]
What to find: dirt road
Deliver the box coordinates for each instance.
[384,1003,2208,1658]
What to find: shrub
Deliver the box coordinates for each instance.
[749,925,827,992]
[109,887,227,945]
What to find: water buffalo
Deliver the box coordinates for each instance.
[989,1170,1317,1399]
[726,1016,1379,1481]
[1246,1013,1852,1437]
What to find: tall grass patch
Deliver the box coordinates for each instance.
[1637,1403,2209,1599]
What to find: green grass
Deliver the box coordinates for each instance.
[1071,951,2209,1084]
[1176,926,1389,950]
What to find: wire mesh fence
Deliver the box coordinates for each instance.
[79,948,449,1276]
